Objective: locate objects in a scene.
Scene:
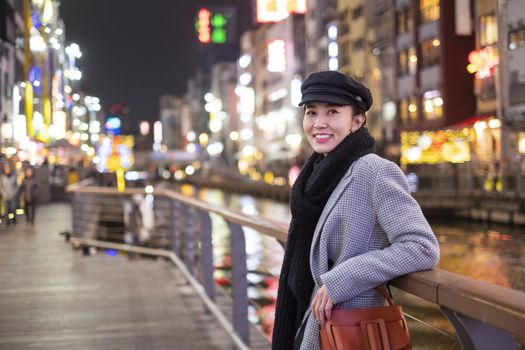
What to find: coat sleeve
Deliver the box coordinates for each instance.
[320,160,440,304]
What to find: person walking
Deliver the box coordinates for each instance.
[0,163,19,226]
[18,166,39,225]
[271,71,440,349]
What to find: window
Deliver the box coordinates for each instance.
[420,0,440,24]
[408,47,417,74]
[509,26,525,50]
[353,5,363,19]
[398,47,417,75]
[340,41,350,67]
[397,7,413,35]
[376,10,391,41]
[400,99,409,123]
[420,37,440,67]
[398,50,408,75]
[422,90,443,120]
[480,14,497,47]
[353,38,364,50]
[409,96,418,122]
[399,97,419,124]
[479,76,496,100]
[339,11,349,36]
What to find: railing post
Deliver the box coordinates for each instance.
[198,211,216,302]
[227,221,250,346]
[171,200,181,257]
[183,205,197,275]
[72,192,80,237]
[441,307,517,350]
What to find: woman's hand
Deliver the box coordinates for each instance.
[311,285,334,326]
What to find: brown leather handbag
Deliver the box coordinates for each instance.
[320,286,411,350]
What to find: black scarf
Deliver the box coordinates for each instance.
[272,127,376,349]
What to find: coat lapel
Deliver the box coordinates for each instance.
[310,162,358,257]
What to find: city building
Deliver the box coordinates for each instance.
[159,95,189,151]
[391,0,481,175]
[237,14,306,178]
[207,61,238,167]
[0,0,24,147]
[336,0,384,149]
[368,0,398,159]
[304,0,337,74]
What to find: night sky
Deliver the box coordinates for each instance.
[60,0,253,128]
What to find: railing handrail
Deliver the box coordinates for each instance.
[66,183,525,340]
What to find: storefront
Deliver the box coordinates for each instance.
[400,116,503,191]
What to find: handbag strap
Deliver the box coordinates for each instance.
[376,285,395,306]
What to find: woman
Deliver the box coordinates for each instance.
[18,166,39,225]
[272,71,440,349]
[0,163,19,226]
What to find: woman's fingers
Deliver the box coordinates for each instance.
[311,286,334,326]
[318,298,326,326]
[325,301,332,322]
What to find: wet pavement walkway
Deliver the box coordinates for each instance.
[0,203,269,350]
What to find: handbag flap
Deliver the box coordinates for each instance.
[321,306,411,350]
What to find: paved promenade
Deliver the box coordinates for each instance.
[0,203,269,350]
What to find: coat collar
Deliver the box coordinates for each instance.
[309,155,367,267]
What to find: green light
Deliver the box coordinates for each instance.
[211,13,226,28]
[212,28,227,44]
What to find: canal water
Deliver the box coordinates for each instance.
[181,185,525,349]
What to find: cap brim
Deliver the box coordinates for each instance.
[298,93,352,107]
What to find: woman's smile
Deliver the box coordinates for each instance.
[313,133,333,143]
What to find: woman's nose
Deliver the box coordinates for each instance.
[313,114,328,128]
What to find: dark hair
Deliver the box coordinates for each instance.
[351,105,367,127]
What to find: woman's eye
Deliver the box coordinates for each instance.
[327,109,338,114]
[305,110,315,116]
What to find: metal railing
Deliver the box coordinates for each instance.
[66,182,525,349]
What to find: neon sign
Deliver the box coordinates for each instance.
[197,8,211,43]
[467,46,499,79]
[256,0,307,23]
[195,7,234,44]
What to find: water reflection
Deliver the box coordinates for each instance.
[431,220,525,291]
[191,186,525,344]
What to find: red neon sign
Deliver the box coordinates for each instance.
[197,8,211,43]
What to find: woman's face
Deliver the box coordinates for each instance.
[303,102,363,155]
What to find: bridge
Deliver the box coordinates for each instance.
[1,180,524,349]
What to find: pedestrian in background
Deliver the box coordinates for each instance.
[272,71,440,349]
[67,166,79,185]
[18,166,39,225]
[0,163,19,226]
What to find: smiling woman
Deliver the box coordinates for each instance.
[272,71,440,350]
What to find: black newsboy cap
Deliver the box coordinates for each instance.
[298,71,373,111]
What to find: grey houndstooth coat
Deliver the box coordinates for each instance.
[298,153,440,349]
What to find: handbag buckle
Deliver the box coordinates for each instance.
[360,319,391,350]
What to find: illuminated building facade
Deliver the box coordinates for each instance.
[236,13,306,178]
[0,0,23,147]
[394,0,475,132]
[304,0,337,74]
[206,61,239,166]
[336,0,384,150]
[369,0,398,159]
